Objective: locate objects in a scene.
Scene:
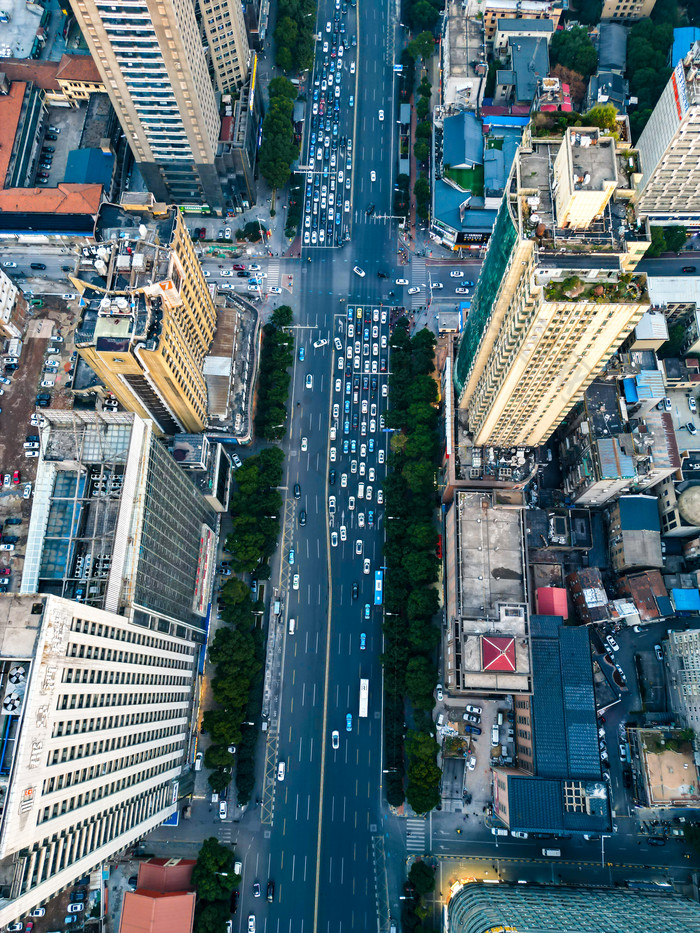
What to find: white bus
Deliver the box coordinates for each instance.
[359,678,369,718]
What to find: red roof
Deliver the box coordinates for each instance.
[536,586,568,619]
[137,860,195,893]
[119,891,195,933]
[0,83,27,187]
[481,635,516,672]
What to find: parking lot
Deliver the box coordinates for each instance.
[12,877,95,933]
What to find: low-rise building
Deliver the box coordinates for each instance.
[475,0,563,42]
[493,17,554,56]
[444,490,532,698]
[617,569,672,623]
[608,494,663,572]
[492,615,610,836]
[566,567,611,625]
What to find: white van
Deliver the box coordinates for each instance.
[288,617,296,635]
[542,848,561,857]
[194,753,203,771]
[234,861,243,876]
[491,724,500,745]
[358,483,365,499]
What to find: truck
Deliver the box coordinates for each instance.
[359,678,369,718]
[7,338,21,359]
[542,848,561,857]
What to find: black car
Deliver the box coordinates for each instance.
[362,375,369,390]
[647,836,666,846]
[377,271,388,278]
[365,203,375,215]
[293,483,301,499]
[267,881,275,903]
[237,270,251,277]
[45,133,58,141]
[42,146,55,153]
[463,724,482,735]
[683,266,697,273]
[298,510,306,526]
[230,889,239,914]
[352,582,359,600]
[353,375,360,389]
[4,518,21,525]
[329,470,336,485]
[70,891,86,902]
[61,265,72,272]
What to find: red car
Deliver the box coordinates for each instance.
[11,470,20,484]
[198,228,206,240]
[0,568,10,576]
[233,264,245,271]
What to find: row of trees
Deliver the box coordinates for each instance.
[255,305,295,441]
[413,76,433,166]
[646,225,688,258]
[627,19,673,141]
[192,838,240,933]
[382,320,442,814]
[274,0,316,73]
[259,77,299,190]
[225,446,286,578]
[202,574,266,802]
[402,0,442,32]
[401,860,438,933]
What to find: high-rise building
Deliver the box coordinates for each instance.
[448,882,700,933]
[20,410,218,633]
[0,593,199,927]
[70,0,247,208]
[198,0,250,93]
[454,125,650,448]
[635,44,700,225]
[74,197,217,435]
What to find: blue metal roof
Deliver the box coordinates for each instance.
[65,148,114,189]
[672,587,700,613]
[618,495,661,533]
[623,377,638,403]
[442,111,483,169]
[672,27,700,67]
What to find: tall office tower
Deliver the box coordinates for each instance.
[74,198,216,435]
[20,410,218,629]
[635,44,700,226]
[198,0,250,93]
[448,882,700,933]
[0,594,199,927]
[71,0,224,208]
[454,125,650,448]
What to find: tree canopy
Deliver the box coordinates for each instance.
[550,26,597,77]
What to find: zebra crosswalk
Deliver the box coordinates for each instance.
[409,257,426,308]
[405,818,427,853]
[266,258,281,287]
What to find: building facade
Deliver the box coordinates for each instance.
[454,125,650,448]
[70,0,225,208]
[636,44,700,225]
[601,0,656,21]
[199,0,250,93]
[448,882,700,933]
[74,198,216,434]
[20,410,218,634]
[0,594,199,926]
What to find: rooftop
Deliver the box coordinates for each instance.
[0,58,61,91]
[0,83,27,188]
[0,183,103,216]
[55,53,103,84]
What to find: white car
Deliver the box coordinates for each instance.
[358,513,365,528]
[331,531,338,547]
[348,496,355,511]
[370,171,376,182]
[341,472,348,487]
[301,436,308,452]
[378,110,384,121]
[330,446,337,462]
[221,270,232,276]
[62,293,78,300]
[292,574,299,590]
[363,558,370,574]
[396,278,409,286]
[450,270,464,278]
[344,200,350,212]
[269,286,283,294]
[378,450,385,464]
[353,266,365,277]
[2,261,16,268]
[332,730,340,749]
[335,378,341,392]
[350,61,356,74]
[407,287,420,295]
[431,282,443,290]
[313,338,328,348]
[340,525,347,541]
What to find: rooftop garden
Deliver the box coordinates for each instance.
[544,274,647,303]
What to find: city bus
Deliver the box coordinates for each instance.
[359,678,369,718]
[373,570,383,606]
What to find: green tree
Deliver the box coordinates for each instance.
[268,75,298,101]
[415,121,432,139]
[192,838,236,901]
[207,769,231,794]
[657,322,685,359]
[582,103,618,133]
[405,731,441,814]
[416,96,430,120]
[408,30,435,61]
[405,656,438,709]
[414,139,430,163]
[410,0,439,30]
[663,225,688,253]
[408,860,436,897]
[550,26,597,76]
[195,901,230,933]
[645,225,666,258]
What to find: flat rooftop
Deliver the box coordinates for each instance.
[636,728,700,807]
[564,128,617,194]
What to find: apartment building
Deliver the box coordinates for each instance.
[476,0,563,42]
[636,44,700,225]
[454,125,650,448]
[70,0,225,207]
[601,0,656,21]
[20,410,218,633]
[449,882,700,933]
[0,594,199,927]
[74,198,216,435]
[666,628,700,727]
[199,0,250,93]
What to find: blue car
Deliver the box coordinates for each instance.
[288,548,295,565]
[350,439,357,453]
[368,510,374,527]
[344,420,350,434]
[343,439,349,454]
[299,346,305,362]
[368,438,375,452]
[364,603,370,620]
[344,399,350,413]
[346,713,353,732]
[360,633,366,650]
[347,307,354,320]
